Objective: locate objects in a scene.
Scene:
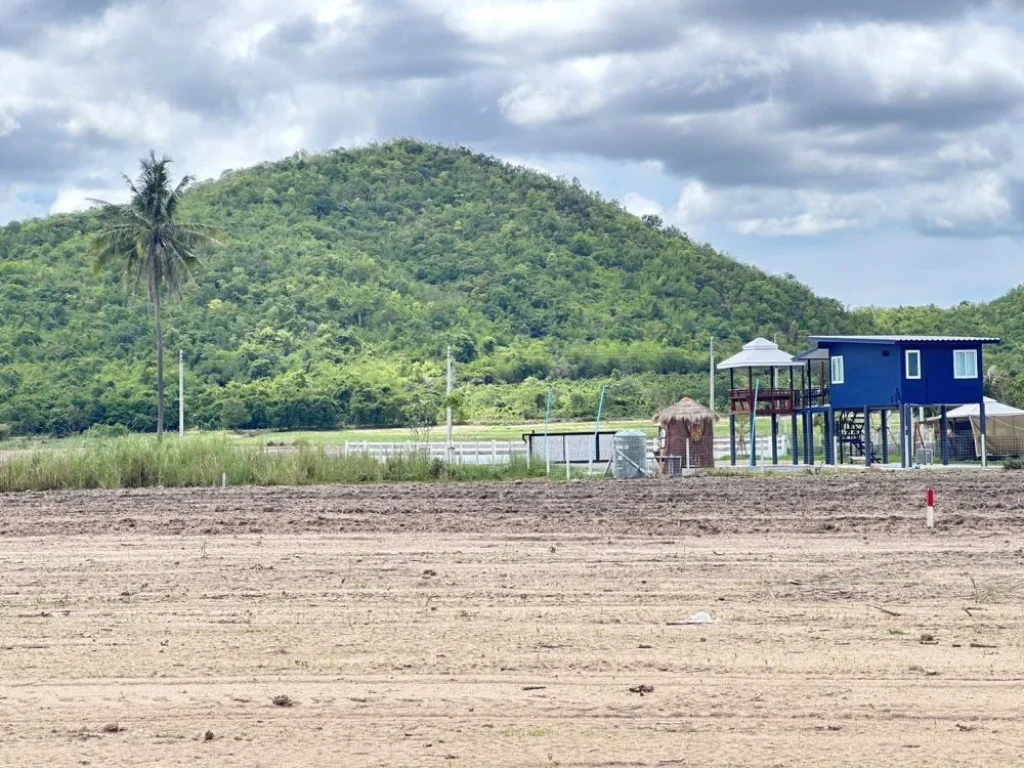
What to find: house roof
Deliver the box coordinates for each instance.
[792,347,829,362]
[809,335,1001,345]
[716,337,805,370]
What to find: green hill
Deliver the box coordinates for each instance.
[0,139,971,436]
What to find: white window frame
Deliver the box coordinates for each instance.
[953,349,978,380]
[905,349,921,380]
[830,355,844,385]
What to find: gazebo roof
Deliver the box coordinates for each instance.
[717,337,805,370]
[654,397,717,426]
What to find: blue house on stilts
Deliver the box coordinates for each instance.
[795,336,1001,467]
[722,335,1001,467]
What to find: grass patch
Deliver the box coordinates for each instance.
[0,435,547,492]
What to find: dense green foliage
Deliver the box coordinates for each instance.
[3,139,1017,436]
[0,436,543,492]
[852,290,1024,405]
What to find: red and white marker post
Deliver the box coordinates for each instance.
[926,488,935,529]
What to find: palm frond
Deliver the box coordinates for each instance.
[90,152,220,299]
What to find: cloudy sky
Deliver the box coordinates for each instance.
[2,0,1024,307]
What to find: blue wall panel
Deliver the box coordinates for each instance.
[824,341,901,408]
[822,340,986,408]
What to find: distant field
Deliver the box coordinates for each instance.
[226,419,658,445]
[1,413,907,451]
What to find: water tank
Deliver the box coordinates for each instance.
[613,430,649,479]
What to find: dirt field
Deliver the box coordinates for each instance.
[2,473,1023,767]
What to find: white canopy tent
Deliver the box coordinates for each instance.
[925,397,1024,459]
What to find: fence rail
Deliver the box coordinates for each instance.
[337,435,790,466]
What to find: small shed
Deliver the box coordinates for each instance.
[654,397,717,475]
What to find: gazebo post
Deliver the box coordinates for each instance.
[769,366,778,465]
[748,366,755,466]
[729,368,736,466]
[749,366,757,468]
[805,364,814,465]
[799,366,806,465]
[790,367,798,465]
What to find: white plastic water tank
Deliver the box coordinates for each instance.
[613,430,648,479]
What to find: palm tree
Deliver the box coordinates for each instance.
[91,152,221,438]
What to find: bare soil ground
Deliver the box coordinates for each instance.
[1,474,1023,766]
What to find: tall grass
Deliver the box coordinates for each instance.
[0,436,545,492]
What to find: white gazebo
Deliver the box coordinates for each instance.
[716,337,807,466]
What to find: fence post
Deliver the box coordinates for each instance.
[492,440,497,465]
[686,438,691,469]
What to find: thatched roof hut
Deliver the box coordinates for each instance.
[654,397,717,428]
[653,397,717,472]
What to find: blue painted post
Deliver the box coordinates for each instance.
[791,412,799,466]
[790,367,798,465]
[823,411,831,466]
[863,406,872,467]
[771,415,779,466]
[940,405,949,466]
[770,366,779,465]
[804,409,814,466]
[880,410,889,465]
[900,404,909,468]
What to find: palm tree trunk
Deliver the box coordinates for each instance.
[155,287,164,440]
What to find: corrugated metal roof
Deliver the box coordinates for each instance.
[792,347,829,361]
[808,335,1001,344]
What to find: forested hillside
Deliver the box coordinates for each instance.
[0,139,985,436]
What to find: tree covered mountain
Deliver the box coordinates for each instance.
[0,139,1012,436]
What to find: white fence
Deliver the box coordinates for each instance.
[341,440,528,466]
[338,434,790,466]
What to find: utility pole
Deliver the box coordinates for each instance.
[446,345,454,463]
[178,349,185,438]
[709,337,715,412]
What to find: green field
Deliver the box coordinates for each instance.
[227,419,658,445]
[0,416,794,452]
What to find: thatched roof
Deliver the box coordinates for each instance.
[653,397,717,426]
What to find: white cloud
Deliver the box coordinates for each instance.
[3,0,1024,304]
[621,191,663,217]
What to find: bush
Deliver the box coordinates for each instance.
[1003,459,1024,470]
